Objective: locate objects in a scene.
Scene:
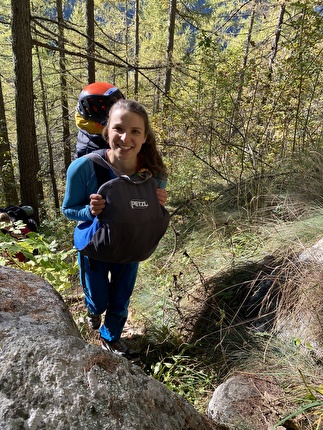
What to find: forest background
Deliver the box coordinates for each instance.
[0,0,322,426]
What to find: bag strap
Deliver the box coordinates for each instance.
[85,152,121,177]
[83,151,110,188]
[85,151,153,185]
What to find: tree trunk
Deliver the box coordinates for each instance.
[229,4,256,142]
[134,0,139,99]
[268,3,286,81]
[35,45,60,212]
[11,0,43,223]
[57,0,71,170]
[228,3,256,179]
[164,0,176,102]
[87,0,95,83]
[125,0,129,93]
[0,78,19,206]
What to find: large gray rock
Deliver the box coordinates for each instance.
[208,374,285,430]
[299,237,323,263]
[0,266,215,430]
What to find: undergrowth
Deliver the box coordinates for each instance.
[131,197,323,423]
[1,177,322,427]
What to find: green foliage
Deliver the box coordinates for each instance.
[131,192,323,415]
[151,347,218,409]
[277,370,323,429]
[274,401,323,429]
[24,237,77,293]
[0,220,78,292]
[0,0,322,423]
[1,0,323,211]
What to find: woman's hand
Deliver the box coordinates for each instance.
[90,194,106,216]
[156,188,167,206]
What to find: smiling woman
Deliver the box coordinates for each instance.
[101,99,166,178]
[102,103,147,175]
[62,99,168,357]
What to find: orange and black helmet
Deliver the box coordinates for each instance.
[77,82,124,124]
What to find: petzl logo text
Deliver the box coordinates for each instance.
[130,199,149,209]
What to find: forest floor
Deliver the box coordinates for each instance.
[62,203,323,423]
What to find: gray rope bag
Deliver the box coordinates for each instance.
[73,152,169,263]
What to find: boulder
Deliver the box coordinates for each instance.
[208,374,285,430]
[0,266,215,430]
[299,237,323,263]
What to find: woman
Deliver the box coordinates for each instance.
[62,99,167,356]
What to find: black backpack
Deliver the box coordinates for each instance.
[1,205,38,232]
[73,152,169,263]
[75,129,107,159]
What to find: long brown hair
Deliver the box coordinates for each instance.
[102,99,167,177]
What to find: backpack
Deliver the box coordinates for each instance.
[73,152,169,263]
[75,129,107,159]
[1,205,38,232]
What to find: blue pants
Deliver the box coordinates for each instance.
[78,253,139,342]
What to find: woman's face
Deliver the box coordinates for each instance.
[108,107,147,163]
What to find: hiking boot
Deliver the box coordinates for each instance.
[87,312,101,330]
[101,338,128,356]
